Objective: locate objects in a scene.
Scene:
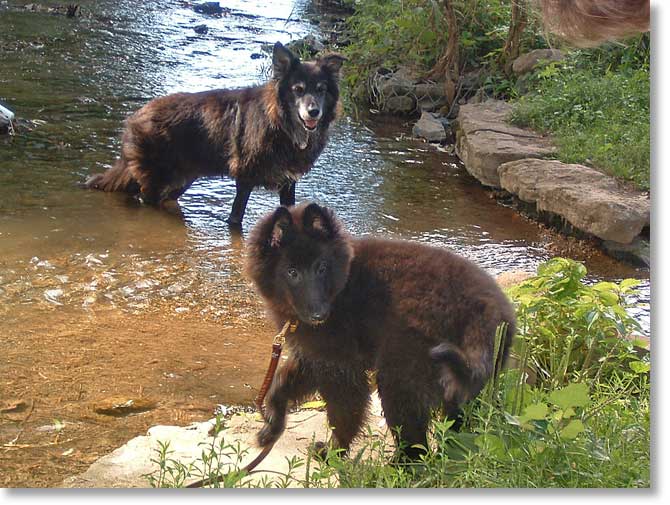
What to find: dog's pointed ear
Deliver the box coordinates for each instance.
[269,206,293,249]
[303,203,336,239]
[272,42,297,80]
[319,53,346,76]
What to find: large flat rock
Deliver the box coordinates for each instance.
[498,159,650,244]
[61,395,389,488]
[455,100,555,187]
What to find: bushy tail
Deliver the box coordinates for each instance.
[430,319,515,406]
[85,159,139,194]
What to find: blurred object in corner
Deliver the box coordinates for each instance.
[537,0,650,46]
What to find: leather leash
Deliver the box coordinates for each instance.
[186,320,298,488]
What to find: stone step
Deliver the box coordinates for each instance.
[454,100,555,188]
[498,158,650,245]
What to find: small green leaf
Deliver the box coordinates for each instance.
[520,402,549,421]
[475,434,506,459]
[619,278,640,290]
[530,440,547,455]
[549,383,590,410]
[560,419,585,440]
[596,290,620,306]
[629,361,650,374]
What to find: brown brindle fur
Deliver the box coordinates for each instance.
[85,43,345,226]
[537,0,649,46]
[245,203,516,460]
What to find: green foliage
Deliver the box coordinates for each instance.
[511,38,650,190]
[508,258,644,388]
[342,5,649,191]
[341,0,546,103]
[341,0,449,101]
[149,258,649,488]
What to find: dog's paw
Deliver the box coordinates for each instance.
[257,420,283,447]
[309,441,329,461]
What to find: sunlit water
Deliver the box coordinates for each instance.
[1,0,650,336]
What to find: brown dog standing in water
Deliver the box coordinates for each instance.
[86,43,345,226]
[245,202,516,460]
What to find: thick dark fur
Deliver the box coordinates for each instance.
[85,43,345,226]
[245,203,516,460]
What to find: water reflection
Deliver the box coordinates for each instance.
[0,0,649,335]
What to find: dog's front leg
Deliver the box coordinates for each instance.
[257,356,317,447]
[227,179,253,226]
[279,181,296,207]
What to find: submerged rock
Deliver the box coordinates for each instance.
[602,237,650,267]
[193,24,208,35]
[92,397,158,417]
[412,111,446,142]
[498,158,650,244]
[193,2,224,15]
[496,270,534,289]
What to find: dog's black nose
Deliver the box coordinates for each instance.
[308,108,320,118]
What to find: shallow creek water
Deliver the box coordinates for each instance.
[0,0,649,487]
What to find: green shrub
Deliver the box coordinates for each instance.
[508,257,645,389]
[341,0,546,103]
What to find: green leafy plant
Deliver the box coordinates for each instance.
[507,258,644,389]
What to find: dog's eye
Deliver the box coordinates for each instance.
[292,84,305,95]
[316,261,327,277]
[316,82,327,93]
[287,268,300,281]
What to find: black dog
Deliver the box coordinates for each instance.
[245,203,516,460]
[86,43,345,226]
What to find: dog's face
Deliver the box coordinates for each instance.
[246,203,353,326]
[271,42,345,133]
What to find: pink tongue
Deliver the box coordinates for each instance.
[304,119,318,129]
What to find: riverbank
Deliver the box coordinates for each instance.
[454,100,650,266]
[334,0,650,266]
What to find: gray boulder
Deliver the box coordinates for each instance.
[376,67,415,97]
[454,100,555,187]
[286,34,325,57]
[412,111,446,142]
[384,95,416,115]
[62,394,389,488]
[413,82,448,112]
[512,49,564,76]
[498,158,650,244]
